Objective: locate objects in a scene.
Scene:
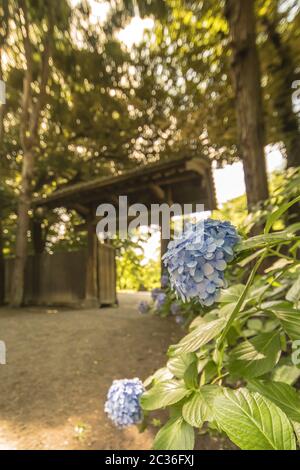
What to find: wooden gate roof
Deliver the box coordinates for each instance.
[33,156,216,213]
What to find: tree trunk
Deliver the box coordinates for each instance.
[0,220,5,305]
[262,16,300,169]
[0,23,7,305]
[225,0,269,211]
[10,149,34,306]
[9,1,53,306]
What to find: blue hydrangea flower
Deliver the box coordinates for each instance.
[104,378,144,428]
[163,219,240,307]
[156,292,167,310]
[138,301,150,314]
[151,288,163,301]
[161,274,169,288]
[170,302,181,315]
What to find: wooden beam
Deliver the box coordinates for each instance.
[83,216,98,308]
[148,183,165,202]
[74,223,88,232]
[68,203,90,217]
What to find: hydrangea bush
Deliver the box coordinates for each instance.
[106,196,300,450]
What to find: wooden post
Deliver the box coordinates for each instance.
[84,216,98,308]
[0,220,5,305]
[160,187,173,282]
[160,228,169,279]
[32,219,45,254]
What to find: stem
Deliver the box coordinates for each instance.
[211,372,229,385]
[268,248,300,263]
[218,250,268,347]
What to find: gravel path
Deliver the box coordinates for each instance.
[0,292,182,450]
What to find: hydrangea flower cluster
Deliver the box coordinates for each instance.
[151,288,163,301]
[155,292,167,310]
[138,301,150,314]
[163,219,240,307]
[104,378,144,428]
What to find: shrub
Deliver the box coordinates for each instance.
[105,195,300,450]
[140,195,300,450]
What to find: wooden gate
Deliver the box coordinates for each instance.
[4,246,117,307]
[98,243,117,306]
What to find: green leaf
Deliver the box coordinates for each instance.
[235,232,292,253]
[229,331,281,379]
[153,417,195,450]
[218,251,267,345]
[264,258,293,273]
[286,275,300,305]
[271,306,300,340]
[214,388,296,450]
[188,315,207,330]
[167,353,196,379]
[141,380,189,411]
[219,284,245,303]
[217,303,237,318]
[249,379,300,423]
[173,318,226,354]
[183,360,198,389]
[272,364,300,385]
[201,360,218,384]
[286,222,300,235]
[182,385,222,427]
[247,318,263,331]
[237,248,266,267]
[143,367,173,387]
[265,195,300,234]
[292,421,300,446]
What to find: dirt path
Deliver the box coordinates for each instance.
[0,292,183,450]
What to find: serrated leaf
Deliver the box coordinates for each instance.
[237,248,266,267]
[235,232,292,252]
[219,284,245,303]
[201,360,218,384]
[141,380,189,411]
[265,258,293,273]
[153,417,195,450]
[265,195,300,234]
[182,385,222,427]
[229,331,281,379]
[143,367,173,387]
[247,318,263,331]
[286,222,300,235]
[271,306,300,340]
[167,353,196,379]
[217,303,236,318]
[173,318,226,354]
[183,360,198,389]
[272,364,300,385]
[249,379,300,423]
[188,316,207,330]
[286,275,300,305]
[292,421,300,446]
[214,388,296,450]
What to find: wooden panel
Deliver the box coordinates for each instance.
[98,243,117,306]
[5,251,87,306]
